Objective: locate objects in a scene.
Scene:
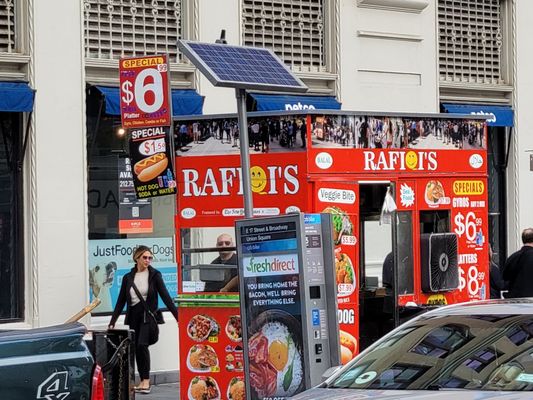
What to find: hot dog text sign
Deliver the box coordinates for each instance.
[129,126,177,198]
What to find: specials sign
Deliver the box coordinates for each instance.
[129,126,176,198]
[119,54,171,128]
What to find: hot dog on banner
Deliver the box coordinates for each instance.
[129,125,177,198]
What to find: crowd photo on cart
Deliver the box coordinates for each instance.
[173,114,485,156]
[311,115,486,150]
[174,116,308,155]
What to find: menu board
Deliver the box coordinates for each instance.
[314,183,359,364]
[178,295,244,400]
[128,125,177,199]
[237,218,306,400]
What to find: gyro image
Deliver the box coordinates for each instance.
[187,314,220,342]
[323,206,353,245]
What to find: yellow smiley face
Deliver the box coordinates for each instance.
[405,151,418,170]
[250,166,267,193]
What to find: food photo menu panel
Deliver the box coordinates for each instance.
[179,300,244,400]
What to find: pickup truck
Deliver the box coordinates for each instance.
[0,322,133,400]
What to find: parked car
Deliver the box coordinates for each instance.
[291,299,533,399]
[0,322,133,400]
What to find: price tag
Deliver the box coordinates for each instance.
[139,138,166,156]
[119,55,171,128]
[341,235,357,246]
[208,336,218,343]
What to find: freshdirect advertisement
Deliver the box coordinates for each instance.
[238,219,306,400]
[88,237,176,314]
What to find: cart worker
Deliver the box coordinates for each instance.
[206,233,239,292]
[503,228,533,298]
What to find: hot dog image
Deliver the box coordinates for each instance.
[134,152,168,182]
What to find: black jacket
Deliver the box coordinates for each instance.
[503,245,533,298]
[489,262,506,299]
[109,266,178,326]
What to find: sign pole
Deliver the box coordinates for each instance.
[236,88,253,218]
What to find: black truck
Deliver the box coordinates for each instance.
[0,322,134,400]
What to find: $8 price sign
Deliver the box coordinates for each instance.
[119,55,170,128]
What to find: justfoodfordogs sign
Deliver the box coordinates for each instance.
[119,54,176,198]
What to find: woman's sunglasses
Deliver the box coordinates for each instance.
[141,255,153,261]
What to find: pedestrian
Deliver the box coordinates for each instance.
[503,228,533,298]
[108,245,178,394]
[489,244,506,299]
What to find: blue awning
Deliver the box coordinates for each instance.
[250,93,341,111]
[95,86,204,116]
[0,82,35,112]
[442,103,514,127]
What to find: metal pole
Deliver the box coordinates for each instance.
[236,88,253,218]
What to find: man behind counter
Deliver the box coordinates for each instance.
[204,233,239,292]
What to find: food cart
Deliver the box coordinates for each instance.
[175,110,489,400]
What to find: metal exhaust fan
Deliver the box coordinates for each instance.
[420,233,459,292]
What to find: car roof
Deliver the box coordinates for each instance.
[422,298,533,317]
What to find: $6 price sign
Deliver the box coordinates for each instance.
[454,211,482,242]
[119,55,170,128]
[121,68,164,113]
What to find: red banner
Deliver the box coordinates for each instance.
[176,153,308,227]
[308,148,487,175]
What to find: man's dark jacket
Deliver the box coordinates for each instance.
[109,266,178,326]
[503,245,533,298]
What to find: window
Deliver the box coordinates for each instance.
[0,0,15,53]
[83,0,183,63]
[86,88,177,315]
[438,0,505,85]
[0,112,24,322]
[242,0,327,73]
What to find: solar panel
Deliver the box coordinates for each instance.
[177,40,308,93]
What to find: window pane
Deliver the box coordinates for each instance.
[0,112,23,321]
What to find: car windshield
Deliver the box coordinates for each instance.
[328,314,533,391]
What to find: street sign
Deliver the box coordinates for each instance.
[119,54,171,128]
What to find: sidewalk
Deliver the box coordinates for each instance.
[141,382,179,399]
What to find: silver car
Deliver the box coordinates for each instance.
[291,299,533,399]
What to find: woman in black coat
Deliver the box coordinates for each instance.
[108,245,178,394]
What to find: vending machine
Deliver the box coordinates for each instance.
[236,213,340,400]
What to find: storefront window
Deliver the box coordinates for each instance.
[0,112,24,322]
[86,88,177,314]
[180,227,239,293]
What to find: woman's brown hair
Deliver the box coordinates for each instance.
[133,245,152,262]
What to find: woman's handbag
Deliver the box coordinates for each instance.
[131,282,159,345]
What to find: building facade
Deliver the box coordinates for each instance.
[0,0,531,380]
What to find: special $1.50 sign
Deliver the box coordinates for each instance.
[119,55,171,129]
